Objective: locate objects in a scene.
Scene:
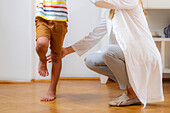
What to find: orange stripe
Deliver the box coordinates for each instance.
[37,3,67,9]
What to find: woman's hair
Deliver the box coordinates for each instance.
[108,0,148,20]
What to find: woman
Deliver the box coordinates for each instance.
[47,0,164,107]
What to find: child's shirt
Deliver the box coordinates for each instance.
[36,0,68,21]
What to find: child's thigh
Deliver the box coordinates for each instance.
[35,17,51,41]
[50,22,68,53]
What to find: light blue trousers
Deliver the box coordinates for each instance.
[85,45,131,90]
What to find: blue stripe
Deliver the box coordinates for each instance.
[38,7,68,14]
[37,11,67,18]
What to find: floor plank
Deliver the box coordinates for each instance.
[0,80,169,113]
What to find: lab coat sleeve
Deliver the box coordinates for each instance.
[71,17,107,56]
[90,0,139,9]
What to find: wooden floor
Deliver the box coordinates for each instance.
[0,80,170,113]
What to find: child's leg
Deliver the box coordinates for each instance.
[41,21,68,101]
[36,37,49,77]
[41,52,62,101]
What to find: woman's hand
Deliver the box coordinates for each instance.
[46,46,75,63]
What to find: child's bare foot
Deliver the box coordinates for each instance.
[38,59,49,77]
[41,91,56,101]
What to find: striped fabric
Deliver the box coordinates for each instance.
[36,0,68,21]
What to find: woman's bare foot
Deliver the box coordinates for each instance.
[38,59,49,77]
[41,91,56,101]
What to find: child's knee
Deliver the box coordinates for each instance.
[36,37,49,52]
[51,52,62,62]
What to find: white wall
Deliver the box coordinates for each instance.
[0,0,102,81]
[0,0,33,81]
[60,0,102,78]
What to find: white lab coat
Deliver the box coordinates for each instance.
[72,0,164,107]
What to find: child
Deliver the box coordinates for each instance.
[35,0,68,101]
